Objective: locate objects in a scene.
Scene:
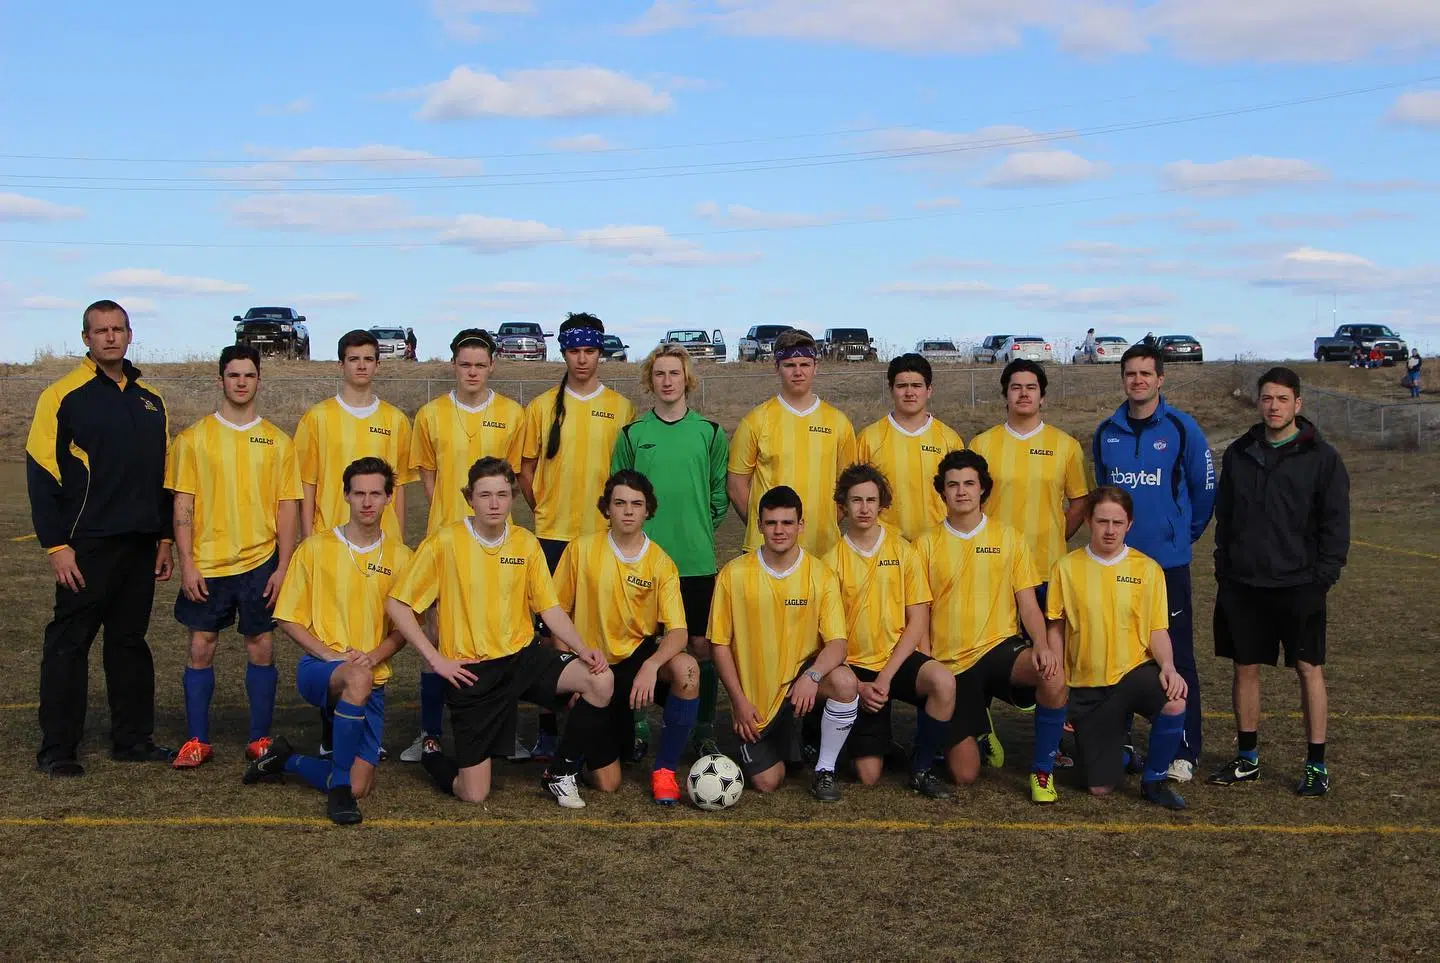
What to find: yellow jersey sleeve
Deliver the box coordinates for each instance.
[836,417,857,473]
[903,540,933,607]
[728,410,759,474]
[708,563,735,647]
[1010,529,1041,591]
[1044,558,1066,622]
[411,405,439,472]
[520,394,546,462]
[167,428,197,494]
[390,533,441,614]
[525,535,560,613]
[658,554,687,632]
[1063,434,1090,500]
[273,538,314,627]
[1146,558,1170,633]
[553,540,579,613]
[817,563,847,642]
[387,406,418,485]
[277,432,303,501]
[294,408,320,487]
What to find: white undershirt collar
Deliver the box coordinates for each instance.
[451,389,494,414]
[215,412,261,432]
[565,383,605,402]
[335,394,380,418]
[944,514,989,540]
[887,413,933,437]
[466,518,509,549]
[758,547,805,579]
[608,532,650,564]
[1003,421,1046,441]
[333,526,383,554]
[777,394,820,417]
[1085,545,1130,567]
[844,528,886,558]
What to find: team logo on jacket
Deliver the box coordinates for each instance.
[143,399,159,412]
[1153,439,1168,451]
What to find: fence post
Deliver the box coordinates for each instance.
[969,370,976,408]
[1380,406,1386,445]
[1418,405,1423,449]
[700,377,706,411]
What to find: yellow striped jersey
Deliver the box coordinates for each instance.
[553,532,687,664]
[856,414,966,541]
[729,397,857,557]
[165,415,302,578]
[913,515,1040,673]
[967,422,1089,576]
[521,385,636,542]
[274,529,414,686]
[708,549,847,730]
[389,521,558,663]
[1046,546,1169,688]
[294,397,417,540]
[412,390,525,536]
[823,529,933,672]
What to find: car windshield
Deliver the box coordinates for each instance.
[1355,326,1397,338]
[245,308,293,320]
[922,341,957,351]
[1164,336,1198,344]
[670,330,706,342]
[371,328,406,340]
[830,329,868,341]
[603,335,622,348]
[498,323,540,335]
[752,325,792,338]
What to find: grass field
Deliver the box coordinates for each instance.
[1,361,1437,960]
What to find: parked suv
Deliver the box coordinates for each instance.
[737,324,794,362]
[368,326,409,359]
[821,327,878,362]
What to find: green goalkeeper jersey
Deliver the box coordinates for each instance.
[612,408,730,577]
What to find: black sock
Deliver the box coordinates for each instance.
[553,699,605,775]
[421,751,459,795]
[1237,730,1258,756]
[1307,742,1326,767]
[539,711,559,738]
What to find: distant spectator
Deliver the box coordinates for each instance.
[1082,327,1096,358]
[404,327,417,361]
[1404,349,1422,399]
[1367,346,1384,369]
[1349,346,1366,369]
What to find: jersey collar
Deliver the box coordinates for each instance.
[450,389,494,414]
[1085,545,1130,567]
[564,383,605,402]
[758,547,805,579]
[776,395,819,417]
[943,514,988,540]
[335,394,380,418]
[608,532,650,563]
[1003,421,1046,441]
[333,526,383,554]
[214,412,261,432]
[886,413,933,437]
[466,518,509,549]
[843,528,886,558]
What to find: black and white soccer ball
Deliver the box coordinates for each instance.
[687,752,744,810]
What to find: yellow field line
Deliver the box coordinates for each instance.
[0,814,1434,836]
[1352,539,1440,561]
[8,534,36,542]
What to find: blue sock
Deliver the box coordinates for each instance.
[420,671,445,737]
[1032,704,1068,774]
[331,700,365,788]
[183,666,214,743]
[654,695,699,772]
[283,753,332,793]
[911,710,946,773]
[245,663,278,742]
[1143,712,1186,782]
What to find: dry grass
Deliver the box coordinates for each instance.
[0,366,1438,959]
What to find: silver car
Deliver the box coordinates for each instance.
[1073,335,1128,364]
[914,338,964,363]
[997,335,1053,364]
[369,326,408,359]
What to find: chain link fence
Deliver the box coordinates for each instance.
[1230,363,1438,450]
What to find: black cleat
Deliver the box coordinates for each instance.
[38,758,85,778]
[1121,744,1145,775]
[1141,778,1188,810]
[327,785,363,825]
[1294,763,1331,797]
[110,742,176,763]
[811,769,842,803]
[1208,756,1261,786]
[242,735,294,785]
[907,769,953,800]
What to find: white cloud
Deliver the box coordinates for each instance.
[547,133,618,152]
[693,201,838,228]
[432,0,534,41]
[291,292,362,305]
[413,66,672,121]
[981,150,1109,187]
[1386,90,1440,128]
[0,192,85,222]
[22,295,81,310]
[1162,156,1329,195]
[231,194,437,233]
[1282,247,1377,269]
[1144,0,1440,62]
[121,297,158,316]
[437,214,565,252]
[258,97,312,116]
[573,224,760,266]
[92,269,248,296]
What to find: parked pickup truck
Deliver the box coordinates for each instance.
[234,307,310,360]
[660,328,727,361]
[495,321,551,361]
[1313,324,1408,364]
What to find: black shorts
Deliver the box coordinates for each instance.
[949,637,1037,746]
[849,652,932,759]
[173,553,278,637]
[1068,662,1169,789]
[591,638,671,770]
[445,644,576,768]
[736,702,803,779]
[679,575,715,639]
[535,539,570,636]
[1214,580,1327,667]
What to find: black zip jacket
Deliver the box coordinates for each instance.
[25,356,173,549]
[1213,416,1349,589]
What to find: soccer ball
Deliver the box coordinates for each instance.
[687,753,744,810]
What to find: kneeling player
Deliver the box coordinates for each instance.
[824,464,954,798]
[246,457,412,825]
[385,457,613,809]
[914,450,1069,803]
[553,470,700,804]
[1046,487,1189,809]
[710,486,860,801]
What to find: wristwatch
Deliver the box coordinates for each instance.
[805,669,823,684]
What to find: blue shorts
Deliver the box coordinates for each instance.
[173,553,278,637]
[296,655,386,766]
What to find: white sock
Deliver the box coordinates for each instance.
[816,695,860,773]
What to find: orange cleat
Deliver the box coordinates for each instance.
[172,737,213,769]
[246,737,272,762]
[651,767,681,805]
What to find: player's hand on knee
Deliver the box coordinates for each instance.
[789,676,819,716]
[732,696,761,743]
[429,656,478,688]
[858,681,888,713]
[1159,666,1188,701]
[575,646,607,674]
[629,665,658,709]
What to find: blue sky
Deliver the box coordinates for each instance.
[3,1,1440,364]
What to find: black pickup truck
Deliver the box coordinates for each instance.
[1313,324,1408,364]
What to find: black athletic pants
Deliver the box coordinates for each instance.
[37,535,160,766]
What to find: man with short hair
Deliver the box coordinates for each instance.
[824,463,954,798]
[728,329,856,558]
[246,457,413,825]
[709,486,860,801]
[913,450,1069,803]
[27,300,176,775]
[168,345,301,769]
[1210,367,1349,797]
[856,353,966,542]
[1091,342,1215,782]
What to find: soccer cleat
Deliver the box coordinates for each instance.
[1121,744,1146,775]
[810,769,842,803]
[400,731,430,764]
[39,759,85,778]
[1208,756,1261,786]
[651,768,681,805]
[544,770,586,809]
[693,736,722,760]
[171,738,213,769]
[506,736,533,763]
[327,785,363,825]
[628,735,649,765]
[908,769,952,800]
[1029,769,1059,804]
[530,731,558,763]
[245,737,272,762]
[421,735,442,757]
[1166,759,1195,783]
[1294,763,1331,797]
[318,743,332,760]
[1141,778,1188,810]
[112,741,176,763]
[1053,749,1075,769]
[242,735,293,785]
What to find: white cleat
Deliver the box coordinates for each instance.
[1166,758,1195,783]
[544,771,586,809]
[400,731,430,764]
